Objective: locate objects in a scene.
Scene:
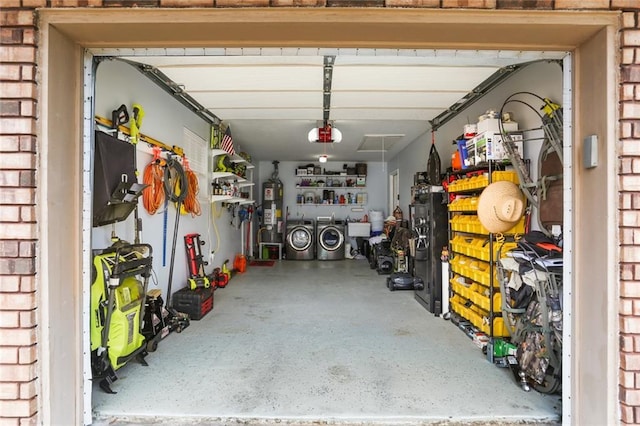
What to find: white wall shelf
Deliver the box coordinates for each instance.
[296,185,365,190]
[212,151,255,205]
[296,174,365,178]
[211,194,254,204]
[295,203,366,207]
[212,171,248,182]
[211,149,254,167]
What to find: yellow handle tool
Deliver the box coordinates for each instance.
[130,103,145,145]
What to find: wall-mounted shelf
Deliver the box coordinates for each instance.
[212,171,248,182]
[296,174,364,178]
[295,203,366,207]
[211,194,254,204]
[211,149,255,168]
[296,185,366,190]
[211,151,254,205]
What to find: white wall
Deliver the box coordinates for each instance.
[94,60,242,301]
[257,160,388,225]
[390,60,564,227]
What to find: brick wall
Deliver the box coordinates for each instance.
[0,0,639,424]
[620,6,640,424]
[0,1,40,425]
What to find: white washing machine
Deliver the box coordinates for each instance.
[316,218,345,260]
[285,219,315,260]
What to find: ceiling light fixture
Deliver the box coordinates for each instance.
[319,155,328,163]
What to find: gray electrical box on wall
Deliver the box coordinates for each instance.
[583,134,598,169]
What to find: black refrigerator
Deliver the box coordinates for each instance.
[410,191,448,315]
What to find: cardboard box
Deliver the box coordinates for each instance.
[466,132,523,165]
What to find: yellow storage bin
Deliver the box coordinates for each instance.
[475,291,488,311]
[467,176,482,189]
[479,216,526,235]
[450,301,460,316]
[480,317,510,337]
[449,215,462,232]
[469,289,483,308]
[472,266,491,287]
[467,309,483,328]
[449,179,463,193]
[462,236,474,256]
[451,281,461,296]
[451,279,469,299]
[450,293,463,306]
[450,235,466,254]
[467,196,479,211]
[469,237,484,259]
[492,170,519,185]
[475,174,489,189]
[449,197,465,211]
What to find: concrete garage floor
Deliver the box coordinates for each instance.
[92,259,561,425]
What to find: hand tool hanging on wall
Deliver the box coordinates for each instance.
[126,103,145,244]
[111,104,129,130]
[129,104,145,145]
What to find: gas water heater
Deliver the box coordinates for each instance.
[261,161,283,244]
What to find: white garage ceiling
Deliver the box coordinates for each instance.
[122,49,564,162]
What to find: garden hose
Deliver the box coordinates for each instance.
[163,156,188,204]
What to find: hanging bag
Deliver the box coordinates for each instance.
[426,131,442,185]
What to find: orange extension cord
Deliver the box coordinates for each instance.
[142,147,165,215]
[182,157,201,217]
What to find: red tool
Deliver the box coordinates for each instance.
[184,233,211,290]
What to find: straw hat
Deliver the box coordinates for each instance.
[477,181,525,233]
[385,215,397,223]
